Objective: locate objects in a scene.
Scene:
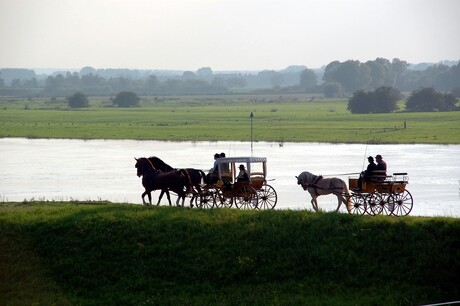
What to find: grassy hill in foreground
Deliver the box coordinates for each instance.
[0,202,459,305]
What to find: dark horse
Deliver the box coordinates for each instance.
[144,156,207,206]
[135,157,190,206]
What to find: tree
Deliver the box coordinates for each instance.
[452,86,460,98]
[372,86,401,113]
[323,60,371,93]
[347,90,372,114]
[299,68,317,90]
[67,92,89,108]
[112,91,140,107]
[365,58,392,89]
[196,67,213,80]
[347,86,400,114]
[323,82,345,98]
[406,87,457,112]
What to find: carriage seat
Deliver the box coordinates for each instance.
[369,170,388,183]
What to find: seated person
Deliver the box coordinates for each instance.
[357,156,377,190]
[236,164,249,183]
[219,152,230,176]
[375,154,387,178]
[206,153,221,184]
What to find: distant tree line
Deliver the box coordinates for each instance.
[1,58,459,99]
[346,86,458,114]
[321,58,460,98]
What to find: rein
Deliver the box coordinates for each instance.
[145,158,157,171]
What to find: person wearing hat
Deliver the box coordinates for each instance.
[357,156,377,190]
[236,164,249,182]
[375,154,387,174]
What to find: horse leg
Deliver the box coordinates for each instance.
[310,196,319,212]
[190,185,200,208]
[164,189,172,206]
[335,194,342,212]
[141,190,151,206]
[157,190,164,206]
[175,195,184,207]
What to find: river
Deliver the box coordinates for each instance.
[1,138,459,217]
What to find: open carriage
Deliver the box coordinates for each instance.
[197,157,278,210]
[348,172,413,216]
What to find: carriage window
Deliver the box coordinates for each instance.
[250,163,265,177]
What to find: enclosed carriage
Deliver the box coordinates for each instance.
[348,172,413,216]
[197,157,278,210]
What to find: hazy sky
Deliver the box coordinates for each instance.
[1,0,459,71]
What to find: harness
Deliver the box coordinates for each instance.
[306,175,323,196]
[306,175,343,196]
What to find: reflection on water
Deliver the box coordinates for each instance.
[1,138,459,217]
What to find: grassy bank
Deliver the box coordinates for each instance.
[1,96,459,143]
[1,202,458,305]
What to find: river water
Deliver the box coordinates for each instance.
[1,138,459,217]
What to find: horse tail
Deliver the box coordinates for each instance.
[179,168,193,194]
[199,170,206,185]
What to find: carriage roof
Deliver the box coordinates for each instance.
[215,157,267,164]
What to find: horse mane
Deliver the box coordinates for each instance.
[148,156,174,171]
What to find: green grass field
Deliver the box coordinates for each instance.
[1,95,459,143]
[1,202,458,305]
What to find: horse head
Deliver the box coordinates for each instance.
[296,171,314,190]
[135,157,157,177]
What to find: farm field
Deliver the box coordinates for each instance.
[1,95,459,144]
[0,202,458,305]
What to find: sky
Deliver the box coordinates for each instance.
[0,0,459,71]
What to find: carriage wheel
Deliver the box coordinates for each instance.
[378,194,394,216]
[348,193,367,215]
[198,190,215,209]
[234,185,258,210]
[389,190,413,217]
[256,184,277,210]
[214,188,233,208]
[367,193,383,215]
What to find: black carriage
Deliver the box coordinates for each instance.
[348,172,413,216]
[197,157,278,210]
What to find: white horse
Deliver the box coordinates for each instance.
[296,171,351,212]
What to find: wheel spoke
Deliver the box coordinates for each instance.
[257,184,277,210]
[348,193,367,215]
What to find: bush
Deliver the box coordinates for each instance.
[67,92,89,108]
[112,91,140,107]
[347,86,401,114]
[406,87,457,112]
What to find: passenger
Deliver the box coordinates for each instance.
[209,153,220,173]
[219,152,229,175]
[357,156,377,190]
[375,154,387,175]
[236,164,249,183]
[206,153,221,184]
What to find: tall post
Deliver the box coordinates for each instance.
[250,112,254,155]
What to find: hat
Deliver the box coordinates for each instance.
[239,164,245,169]
[376,154,382,159]
[214,153,220,158]
[367,156,374,161]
